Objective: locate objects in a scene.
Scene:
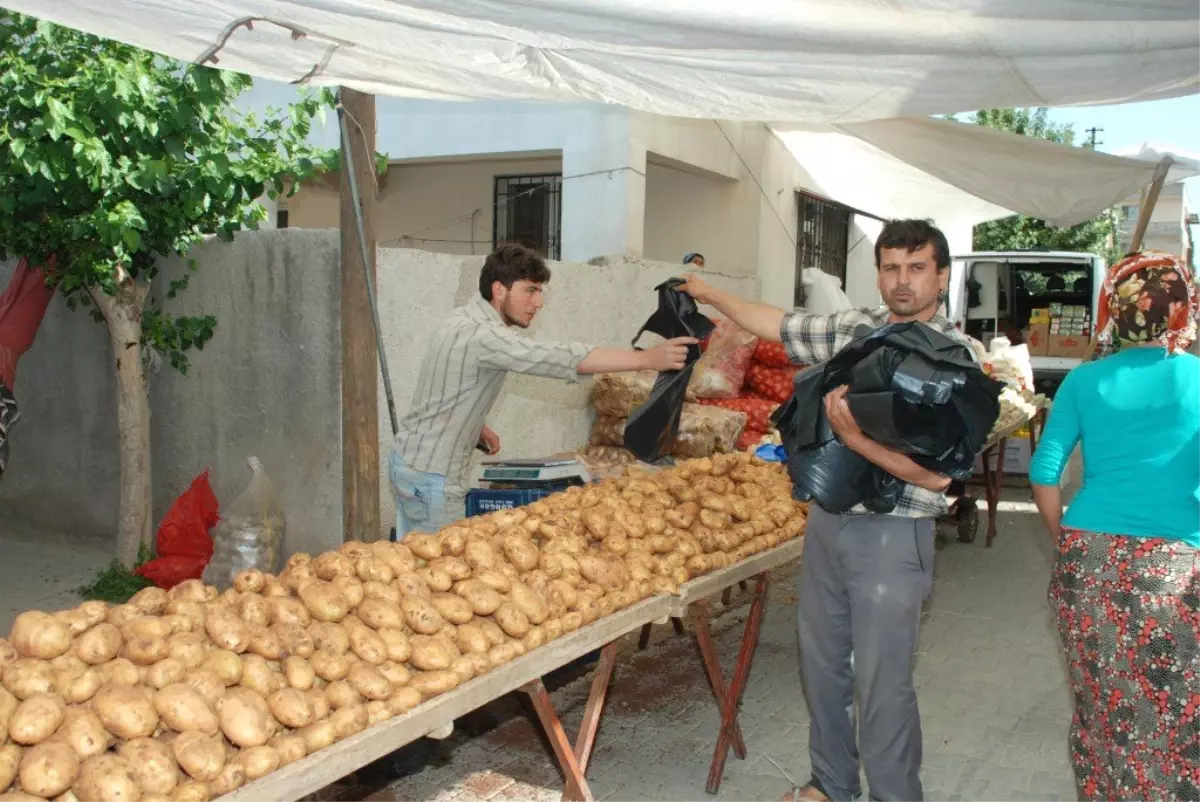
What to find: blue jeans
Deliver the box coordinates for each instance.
[388,452,466,539]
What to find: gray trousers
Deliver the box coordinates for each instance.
[797,506,936,802]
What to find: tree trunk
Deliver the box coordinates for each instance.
[90,273,152,566]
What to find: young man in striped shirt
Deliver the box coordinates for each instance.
[388,243,696,538]
[681,219,969,802]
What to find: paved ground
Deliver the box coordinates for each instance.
[0,488,1079,801]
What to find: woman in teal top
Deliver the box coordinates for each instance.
[1030,251,1199,802]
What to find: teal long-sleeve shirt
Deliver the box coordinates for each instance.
[1029,346,1199,546]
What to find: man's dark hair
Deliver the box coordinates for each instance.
[479,244,552,301]
[874,219,951,271]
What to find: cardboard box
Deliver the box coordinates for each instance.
[1023,322,1051,356]
[1047,334,1091,359]
[973,432,1032,475]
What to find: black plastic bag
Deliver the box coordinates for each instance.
[623,278,715,462]
[772,322,1002,513]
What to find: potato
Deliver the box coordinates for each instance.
[170,780,210,802]
[478,620,507,648]
[217,688,275,748]
[348,664,392,701]
[20,740,79,798]
[122,636,169,667]
[58,709,110,760]
[234,745,279,782]
[407,637,451,672]
[400,598,444,635]
[282,656,315,691]
[182,671,225,709]
[455,623,491,656]
[390,573,427,603]
[377,661,411,689]
[521,627,546,651]
[201,650,242,687]
[471,568,511,594]
[437,527,469,558]
[309,650,350,683]
[298,720,336,755]
[270,624,314,659]
[73,754,141,802]
[266,688,312,730]
[53,610,91,639]
[208,759,246,797]
[9,693,65,745]
[93,685,156,740]
[268,734,306,768]
[245,627,286,661]
[360,581,401,606]
[123,617,173,643]
[449,656,476,685]
[107,604,143,629]
[347,627,387,666]
[330,705,368,740]
[299,583,351,623]
[237,595,269,630]
[508,582,548,625]
[404,534,442,561]
[417,567,453,593]
[152,684,217,736]
[560,611,584,633]
[171,733,224,784]
[429,594,474,626]
[311,552,354,582]
[239,655,281,697]
[202,610,249,655]
[305,624,346,656]
[118,739,178,796]
[305,689,330,722]
[0,744,19,793]
[55,668,101,705]
[10,612,71,661]
[493,604,530,639]
[331,577,365,609]
[375,629,411,665]
[408,671,459,700]
[450,581,501,617]
[348,601,399,634]
[386,687,422,716]
[487,642,520,668]
[232,570,266,594]
[429,557,472,583]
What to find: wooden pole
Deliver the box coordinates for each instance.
[339,88,381,542]
[1130,156,1173,253]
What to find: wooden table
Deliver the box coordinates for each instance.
[221,537,806,802]
[222,595,673,802]
[977,404,1047,546]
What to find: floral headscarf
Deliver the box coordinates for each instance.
[1095,250,1198,354]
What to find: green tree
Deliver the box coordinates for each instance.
[0,13,332,565]
[968,108,1118,261]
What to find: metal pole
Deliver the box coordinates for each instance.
[337,94,399,436]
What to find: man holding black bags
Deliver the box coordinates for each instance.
[680,219,971,802]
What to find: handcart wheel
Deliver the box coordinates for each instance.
[955,497,979,543]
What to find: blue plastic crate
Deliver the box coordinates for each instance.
[465,487,553,517]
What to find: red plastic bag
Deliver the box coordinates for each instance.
[697,395,780,432]
[736,427,767,451]
[753,340,792,368]
[155,471,218,559]
[747,363,801,403]
[136,555,211,590]
[689,319,758,399]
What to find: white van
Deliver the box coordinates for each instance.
[947,250,1107,393]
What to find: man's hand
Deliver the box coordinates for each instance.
[824,385,866,451]
[678,273,716,305]
[643,337,698,372]
[478,425,500,456]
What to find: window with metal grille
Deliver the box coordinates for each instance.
[493,173,563,260]
[795,192,852,307]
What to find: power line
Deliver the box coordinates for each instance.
[713,121,798,250]
[1085,127,1104,149]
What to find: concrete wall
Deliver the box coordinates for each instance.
[1,231,753,556]
[288,155,563,256]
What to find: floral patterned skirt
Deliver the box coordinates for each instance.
[1048,528,1200,802]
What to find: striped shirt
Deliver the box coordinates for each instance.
[391,296,593,488]
[780,306,973,519]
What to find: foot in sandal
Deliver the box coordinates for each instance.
[782,779,831,801]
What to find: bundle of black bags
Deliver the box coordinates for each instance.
[771,322,1003,514]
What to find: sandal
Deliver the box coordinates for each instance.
[782,779,831,802]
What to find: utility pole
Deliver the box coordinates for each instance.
[1085,127,1104,149]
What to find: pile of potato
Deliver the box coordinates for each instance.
[0,454,804,802]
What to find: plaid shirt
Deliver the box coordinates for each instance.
[780,307,973,519]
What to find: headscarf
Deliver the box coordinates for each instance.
[682,253,704,265]
[1095,250,1198,355]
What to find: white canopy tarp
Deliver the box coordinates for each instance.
[5,0,1198,123]
[776,117,1200,228]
